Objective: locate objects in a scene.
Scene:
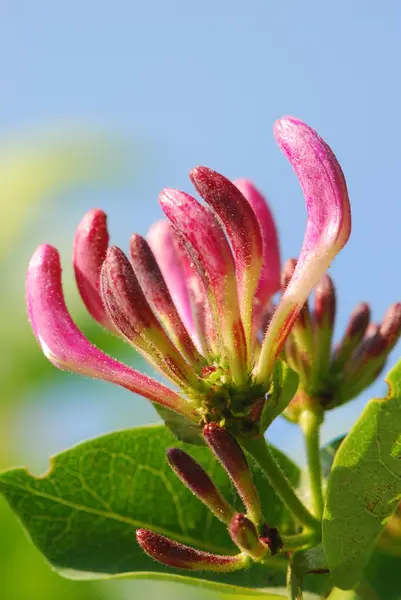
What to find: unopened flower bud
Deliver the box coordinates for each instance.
[281,260,314,379]
[380,303,401,351]
[136,529,249,572]
[229,513,269,560]
[166,448,235,524]
[203,423,263,525]
[312,274,336,378]
[331,302,370,370]
[314,274,336,329]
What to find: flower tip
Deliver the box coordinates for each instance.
[26,243,60,335]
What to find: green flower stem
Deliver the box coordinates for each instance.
[281,529,319,551]
[299,408,324,519]
[240,436,320,531]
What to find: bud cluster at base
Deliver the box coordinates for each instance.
[282,263,401,419]
[136,423,284,573]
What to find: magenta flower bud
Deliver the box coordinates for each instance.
[314,274,336,329]
[313,274,336,377]
[147,220,195,341]
[101,246,202,390]
[229,513,268,560]
[160,188,247,384]
[73,209,113,330]
[331,302,371,369]
[136,529,249,572]
[281,259,314,379]
[129,234,203,366]
[203,423,264,525]
[233,178,281,330]
[166,448,235,524]
[380,303,401,351]
[173,236,220,358]
[190,167,264,351]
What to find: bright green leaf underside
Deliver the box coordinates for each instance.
[0,425,300,591]
[322,359,401,589]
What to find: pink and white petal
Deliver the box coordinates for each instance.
[147,220,196,342]
[256,117,351,382]
[26,244,194,418]
[190,167,263,351]
[73,209,113,329]
[234,179,281,324]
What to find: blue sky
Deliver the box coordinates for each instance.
[4,0,401,463]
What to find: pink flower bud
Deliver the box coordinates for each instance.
[203,423,263,525]
[101,246,202,390]
[190,167,264,350]
[136,529,248,572]
[73,209,113,329]
[234,179,281,329]
[160,188,247,384]
[167,448,235,524]
[129,234,202,365]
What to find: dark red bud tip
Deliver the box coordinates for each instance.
[281,258,297,290]
[136,529,247,572]
[203,423,248,477]
[166,448,235,523]
[260,525,283,556]
[229,513,267,560]
[314,274,336,327]
[203,424,263,523]
[380,303,401,351]
[346,302,371,338]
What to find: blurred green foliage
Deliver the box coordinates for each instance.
[0,130,131,600]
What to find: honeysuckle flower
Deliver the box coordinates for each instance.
[26,117,351,439]
[283,263,401,420]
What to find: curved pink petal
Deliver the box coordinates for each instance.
[160,188,247,383]
[147,220,195,341]
[190,167,263,349]
[256,117,351,382]
[234,179,281,325]
[73,209,113,330]
[26,244,194,418]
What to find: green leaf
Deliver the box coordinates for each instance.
[260,359,299,433]
[322,359,401,590]
[153,405,204,445]
[0,425,300,589]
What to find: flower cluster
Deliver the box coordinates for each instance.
[26,117,351,438]
[282,262,401,420]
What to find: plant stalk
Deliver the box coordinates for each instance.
[299,408,324,519]
[240,435,320,532]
